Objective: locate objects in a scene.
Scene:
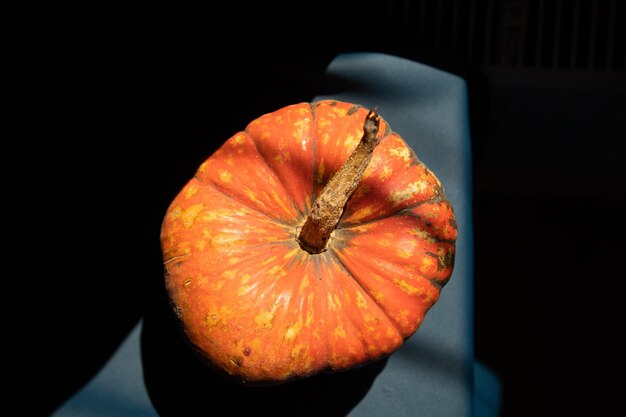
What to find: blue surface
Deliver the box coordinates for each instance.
[51,320,157,417]
[52,52,486,417]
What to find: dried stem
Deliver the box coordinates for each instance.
[298,109,381,254]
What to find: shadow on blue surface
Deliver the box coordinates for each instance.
[51,319,502,417]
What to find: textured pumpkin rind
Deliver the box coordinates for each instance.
[160,100,457,385]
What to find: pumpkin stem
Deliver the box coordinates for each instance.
[298,109,381,254]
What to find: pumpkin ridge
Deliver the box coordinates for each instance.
[401,209,457,245]
[329,244,442,338]
[244,110,311,217]
[200,175,299,229]
[326,248,403,340]
[324,252,392,360]
[339,194,450,230]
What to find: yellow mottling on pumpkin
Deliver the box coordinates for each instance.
[267,175,277,186]
[245,189,266,208]
[397,309,410,327]
[212,234,243,248]
[343,134,358,150]
[268,265,287,277]
[194,240,207,251]
[423,287,437,305]
[255,309,275,330]
[409,228,436,244]
[425,205,441,219]
[290,344,306,363]
[372,290,385,302]
[238,284,256,296]
[228,257,240,265]
[197,160,209,173]
[219,170,233,183]
[184,185,199,199]
[397,279,421,296]
[271,190,293,215]
[198,275,209,286]
[250,338,262,352]
[285,317,303,341]
[236,207,253,216]
[305,309,314,327]
[366,345,378,355]
[180,203,205,229]
[231,134,246,145]
[332,107,347,117]
[292,118,309,136]
[284,248,299,260]
[350,225,370,234]
[275,115,284,124]
[261,256,278,266]
[334,325,346,338]
[388,180,428,206]
[333,294,342,309]
[380,166,393,180]
[355,291,368,310]
[202,208,234,222]
[378,239,390,247]
[291,344,313,373]
[205,305,232,328]
[318,118,331,128]
[299,275,310,294]
[397,239,417,259]
[342,289,352,305]
[213,280,225,290]
[327,294,338,311]
[261,131,271,140]
[350,205,374,221]
[371,273,385,283]
[221,270,236,279]
[389,146,412,162]
[167,206,183,220]
[421,257,435,273]
[364,313,377,323]
[240,273,252,284]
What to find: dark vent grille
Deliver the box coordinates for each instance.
[385,0,624,71]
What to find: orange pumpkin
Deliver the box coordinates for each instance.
[160,100,456,385]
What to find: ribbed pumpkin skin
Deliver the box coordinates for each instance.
[160,100,457,385]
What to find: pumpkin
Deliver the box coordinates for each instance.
[160,100,456,385]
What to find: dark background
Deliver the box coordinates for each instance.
[5,1,625,416]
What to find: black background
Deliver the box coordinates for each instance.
[5,1,625,416]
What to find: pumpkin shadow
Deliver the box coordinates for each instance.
[140,281,388,417]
